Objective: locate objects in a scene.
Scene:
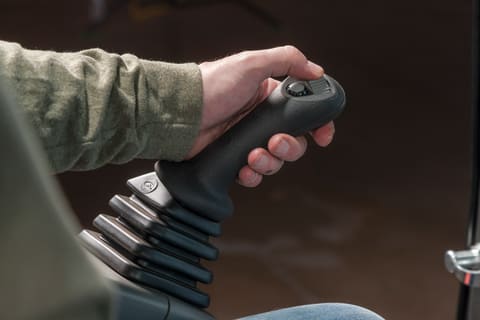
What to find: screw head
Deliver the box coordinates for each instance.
[141,179,158,193]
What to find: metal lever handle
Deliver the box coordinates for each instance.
[445,245,480,287]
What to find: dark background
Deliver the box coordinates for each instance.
[0,0,473,318]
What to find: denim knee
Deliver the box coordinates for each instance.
[238,303,384,320]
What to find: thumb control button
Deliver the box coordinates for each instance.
[286,82,312,97]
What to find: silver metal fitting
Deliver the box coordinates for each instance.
[445,244,480,287]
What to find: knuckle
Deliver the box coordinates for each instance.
[282,45,298,54]
[282,45,305,61]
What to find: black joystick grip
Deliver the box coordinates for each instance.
[156,75,346,222]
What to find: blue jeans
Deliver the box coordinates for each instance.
[240,303,384,320]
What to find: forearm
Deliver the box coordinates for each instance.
[0,41,203,173]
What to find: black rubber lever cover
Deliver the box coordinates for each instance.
[156,75,346,222]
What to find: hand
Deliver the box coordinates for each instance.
[187,45,336,187]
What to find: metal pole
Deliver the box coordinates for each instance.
[457,0,480,318]
[468,0,479,248]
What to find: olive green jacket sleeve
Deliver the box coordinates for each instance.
[0,40,203,173]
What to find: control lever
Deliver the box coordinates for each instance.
[79,75,346,319]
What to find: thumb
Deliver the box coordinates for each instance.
[252,45,324,80]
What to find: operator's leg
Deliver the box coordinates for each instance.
[238,303,384,320]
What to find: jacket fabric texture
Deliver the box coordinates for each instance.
[0,40,203,173]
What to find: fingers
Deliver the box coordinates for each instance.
[248,148,284,175]
[268,134,308,162]
[237,135,307,188]
[245,45,324,81]
[311,121,335,147]
[237,166,263,187]
[237,124,336,188]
